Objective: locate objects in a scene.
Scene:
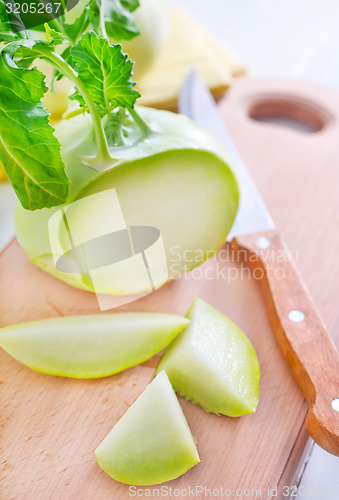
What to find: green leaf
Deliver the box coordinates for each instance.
[62,3,91,43]
[43,25,69,89]
[0,48,69,210]
[85,0,100,31]
[70,31,140,115]
[121,0,139,11]
[54,0,139,42]
[103,0,140,42]
[0,1,25,42]
[44,24,67,45]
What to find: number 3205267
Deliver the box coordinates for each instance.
[5,3,62,14]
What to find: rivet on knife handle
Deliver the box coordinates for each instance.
[230,229,339,456]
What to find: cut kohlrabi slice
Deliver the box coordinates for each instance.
[95,370,200,485]
[0,313,189,378]
[157,298,260,416]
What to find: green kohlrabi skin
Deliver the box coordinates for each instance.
[15,106,239,295]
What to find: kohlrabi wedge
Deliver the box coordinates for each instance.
[0,313,189,378]
[15,107,239,295]
[95,370,200,485]
[157,298,260,416]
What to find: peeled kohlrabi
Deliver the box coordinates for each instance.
[157,298,260,416]
[0,313,189,378]
[95,370,200,485]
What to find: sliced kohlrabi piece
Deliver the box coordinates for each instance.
[0,313,189,378]
[95,370,200,485]
[157,298,260,416]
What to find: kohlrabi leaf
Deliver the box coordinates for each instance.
[0,1,25,42]
[62,4,92,44]
[0,48,69,210]
[86,0,100,31]
[4,41,37,68]
[121,0,139,11]
[3,37,61,66]
[102,0,140,42]
[44,26,69,89]
[44,24,68,45]
[70,31,140,114]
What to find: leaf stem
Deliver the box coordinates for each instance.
[99,4,108,39]
[34,46,112,162]
[128,107,152,138]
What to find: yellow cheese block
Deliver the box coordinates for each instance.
[138,8,246,110]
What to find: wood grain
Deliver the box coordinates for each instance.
[2,78,339,498]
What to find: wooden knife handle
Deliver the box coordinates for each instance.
[230,229,339,456]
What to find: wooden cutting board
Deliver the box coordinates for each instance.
[1,78,339,499]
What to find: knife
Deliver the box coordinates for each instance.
[179,71,339,456]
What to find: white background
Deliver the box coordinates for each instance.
[169,0,339,88]
[167,0,339,498]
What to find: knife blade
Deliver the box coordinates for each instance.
[179,70,275,241]
[179,70,339,456]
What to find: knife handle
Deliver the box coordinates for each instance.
[230,229,339,456]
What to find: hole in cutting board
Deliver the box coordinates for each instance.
[248,96,328,133]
